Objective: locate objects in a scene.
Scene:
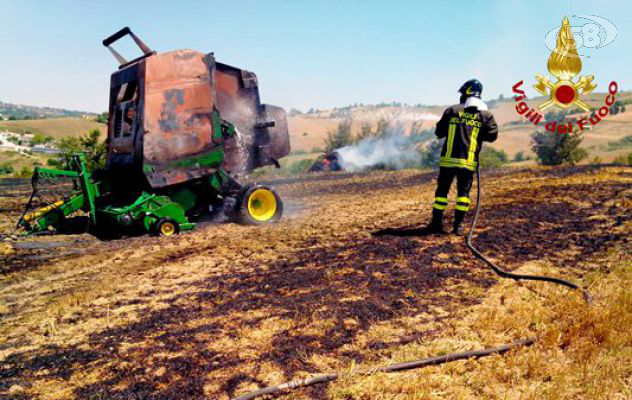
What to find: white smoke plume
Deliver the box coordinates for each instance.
[336,132,424,172]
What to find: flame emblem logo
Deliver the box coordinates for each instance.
[534,16,597,111]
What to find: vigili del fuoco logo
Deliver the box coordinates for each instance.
[512,16,619,135]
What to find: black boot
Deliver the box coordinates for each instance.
[453,209,466,236]
[424,209,446,234]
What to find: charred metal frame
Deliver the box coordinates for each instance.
[103,27,290,190]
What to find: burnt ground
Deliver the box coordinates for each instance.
[0,166,630,399]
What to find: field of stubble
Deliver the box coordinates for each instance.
[0,166,631,399]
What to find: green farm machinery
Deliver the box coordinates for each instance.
[19,153,198,236]
[17,27,289,237]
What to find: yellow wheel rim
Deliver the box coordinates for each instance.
[160,221,176,236]
[247,189,277,222]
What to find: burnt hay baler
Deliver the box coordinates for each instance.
[17,27,290,237]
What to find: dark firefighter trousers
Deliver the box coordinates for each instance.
[433,167,474,213]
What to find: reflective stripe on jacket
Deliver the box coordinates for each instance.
[435,102,498,171]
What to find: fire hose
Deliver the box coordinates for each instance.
[467,166,592,302]
[231,338,535,400]
[230,165,591,400]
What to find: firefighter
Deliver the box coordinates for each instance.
[424,79,498,235]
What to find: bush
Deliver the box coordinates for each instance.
[532,130,587,166]
[479,146,509,169]
[513,151,526,162]
[323,120,353,152]
[31,134,54,146]
[590,156,603,165]
[49,129,106,171]
[96,112,108,124]
[354,119,391,141]
[356,122,374,141]
[419,140,442,168]
[0,162,14,174]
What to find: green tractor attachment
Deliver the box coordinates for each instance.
[18,154,195,237]
[18,153,282,237]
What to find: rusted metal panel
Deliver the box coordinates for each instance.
[142,50,219,187]
[105,40,290,189]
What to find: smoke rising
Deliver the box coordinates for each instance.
[336,132,424,172]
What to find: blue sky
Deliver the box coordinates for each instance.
[0,0,629,112]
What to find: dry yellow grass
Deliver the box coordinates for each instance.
[0,166,630,399]
[0,150,50,171]
[329,242,632,399]
[0,117,106,139]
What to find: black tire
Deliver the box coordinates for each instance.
[155,218,180,236]
[238,185,283,225]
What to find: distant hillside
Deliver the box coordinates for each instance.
[485,91,632,160]
[0,118,106,139]
[288,91,632,162]
[289,105,444,152]
[0,101,96,120]
[1,91,629,162]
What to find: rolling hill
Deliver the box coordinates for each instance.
[0,89,630,176]
[0,101,95,120]
[288,91,632,162]
[0,117,107,175]
[0,117,106,139]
